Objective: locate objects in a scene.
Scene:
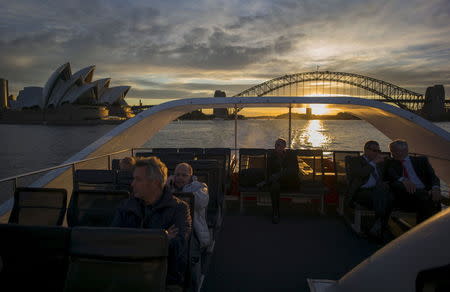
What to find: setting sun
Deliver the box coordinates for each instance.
[309,104,330,115]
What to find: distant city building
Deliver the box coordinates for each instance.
[0,78,8,110]
[213,90,229,119]
[422,85,445,121]
[10,62,131,110]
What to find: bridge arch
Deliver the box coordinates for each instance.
[233,71,424,111]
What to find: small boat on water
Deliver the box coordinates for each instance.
[0,96,449,292]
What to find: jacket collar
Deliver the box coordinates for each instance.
[121,187,175,218]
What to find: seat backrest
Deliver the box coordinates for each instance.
[294,149,324,183]
[115,170,134,192]
[158,152,196,164]
[152,148,178,153]
[74,169,116,191]
[333,151,360,185]
[194,171,210,186]
[135,151,154,158]
[203,149,230,194]
[138,152,196,166]
[204,148,231,176]
[178,148,204,158]
[8,187,67,226]
[189,160,222,209]
[64,227,168,292]
[111,158,121,170]
[171,192,195,291]
[0,224,70,292]
[239,148,267,188]
[67,190,130,227]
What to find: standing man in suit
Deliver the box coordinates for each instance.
[347,140,393,238]
[257,138,300,224]
[386,139,441,224]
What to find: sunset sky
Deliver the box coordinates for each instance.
[1,0,449,108]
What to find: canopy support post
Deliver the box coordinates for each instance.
[234,105,238,154]
[288,105,292,148]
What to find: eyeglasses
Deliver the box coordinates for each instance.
[368,148,381,153]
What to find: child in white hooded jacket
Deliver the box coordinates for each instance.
[167,163,211,291]
[167,163,211,249]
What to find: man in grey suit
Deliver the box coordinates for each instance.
[347,141,393,238]
[385,139,441,223]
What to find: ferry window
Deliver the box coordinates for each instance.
[415,264,450,292]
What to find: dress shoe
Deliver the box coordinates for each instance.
[368,219,382,237]
[272,214,280,224]
[272,209,280,224]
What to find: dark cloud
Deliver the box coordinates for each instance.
[0,0,449,99]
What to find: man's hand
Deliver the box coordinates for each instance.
[165,224,179,240]
[429,187,441,202]
[402,179,416,194]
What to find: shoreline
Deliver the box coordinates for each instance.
[0,119,125,125]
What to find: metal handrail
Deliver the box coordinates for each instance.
[0,148,132,184]
[1,148,449,185]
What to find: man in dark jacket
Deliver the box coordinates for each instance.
[112,157,192,291]
[385,139,441,223]
[347,141,393,238]
[259,138,300,224]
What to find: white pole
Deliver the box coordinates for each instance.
[288,105,292,148]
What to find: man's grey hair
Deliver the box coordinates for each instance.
[175,162,193,176]
[135,157,168,188]
[389,139,408,151]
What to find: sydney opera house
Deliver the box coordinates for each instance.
[1,63,133,123]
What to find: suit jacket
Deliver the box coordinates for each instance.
[385,156,439,191]
[346,155,384,199]
[267,149,299,177]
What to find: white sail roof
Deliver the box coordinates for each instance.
[16,63,130,109]
[47,65,96,107]
[98,86,130,105]
[95,78,111,97]
[43,63,71,107]
[59,83,98,105]
[73,65,96,83]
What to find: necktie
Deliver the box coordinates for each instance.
[372,166,379,182]
[401,160,409,178]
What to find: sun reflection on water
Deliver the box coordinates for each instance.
[296,120,331,148]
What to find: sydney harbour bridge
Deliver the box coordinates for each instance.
[233,71,447,113]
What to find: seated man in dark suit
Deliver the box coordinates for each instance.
[385,139,441,224]
[258,138,300,224]
[347,140,393,238]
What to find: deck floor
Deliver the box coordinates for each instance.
[202,201,382,292]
